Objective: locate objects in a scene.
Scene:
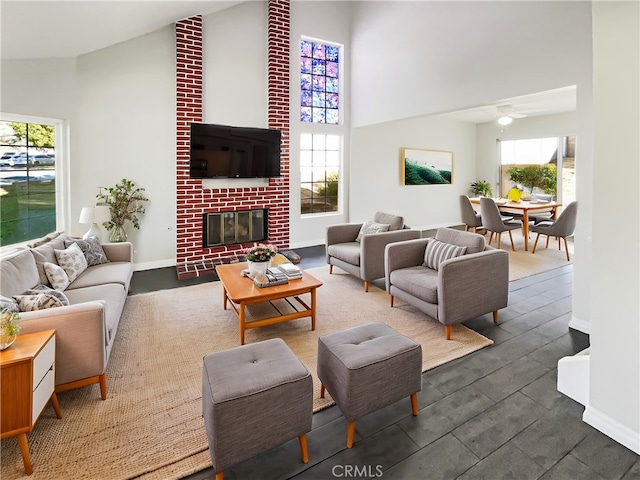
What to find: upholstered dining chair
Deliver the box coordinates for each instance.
[531,201,578,261]
[480,197,522,251]
[459,195,483,233]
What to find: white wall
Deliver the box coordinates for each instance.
[585,1,639,454]
[350,1,593,126]
[74,26,177,269]
[288,1,352,248]
[350,116,475,229]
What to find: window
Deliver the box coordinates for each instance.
[300,133,340,214]
[0,119,57,247]
[300,39,340,124]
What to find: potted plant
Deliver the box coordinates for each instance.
[244,243,278,277]
[96,178,149,242]
[508,164,557,198]
[0,309,21,350]
[470,180,493,197]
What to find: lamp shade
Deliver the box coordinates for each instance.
[94,205,112,224]
[78,207,94,224]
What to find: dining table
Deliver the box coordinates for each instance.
[470,197,562,251]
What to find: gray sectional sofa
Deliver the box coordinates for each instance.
[0,232,133,399]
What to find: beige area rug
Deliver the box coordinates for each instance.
[495,232,573,281]
[0,267,492,480]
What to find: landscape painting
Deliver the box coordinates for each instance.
[401,148,453,185]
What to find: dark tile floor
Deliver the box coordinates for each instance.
[130,246,640,480]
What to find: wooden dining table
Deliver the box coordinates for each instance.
[470,197,562,251]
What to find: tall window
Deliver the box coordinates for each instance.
[0,119,57,246]
[300,39,340,124]
[300,133,340,214]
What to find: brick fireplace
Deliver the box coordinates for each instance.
[175,1,291,279]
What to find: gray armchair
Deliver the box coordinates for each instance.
[385,228,509,339]
[326,212,420,292]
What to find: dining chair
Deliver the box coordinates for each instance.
[459,195,483,233]
[479,197,522,251]
[531,201,578,261]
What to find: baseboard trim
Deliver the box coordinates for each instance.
[134,259,176,271]
[583,406,640,454]
[569,315,591,334]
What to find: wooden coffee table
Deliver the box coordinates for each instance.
[216,263,323,344]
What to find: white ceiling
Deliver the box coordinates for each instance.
[0,1,576,124]
[0,1,241,60]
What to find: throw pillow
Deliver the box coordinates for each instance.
[26,285,70,306]
[423,238,467,270]
[356,220,390,242]
[0,295,19,313]
[55,243,88,283]
[65,237,110,266]
[44,262,71,291]
[14,293,64,312]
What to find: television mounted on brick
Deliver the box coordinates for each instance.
[189,122,282,179]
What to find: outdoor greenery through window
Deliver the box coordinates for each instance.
[0,120,57,246]
[300,39,340,124]
[300,133,340,214]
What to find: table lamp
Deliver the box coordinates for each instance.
[79,206,111,241]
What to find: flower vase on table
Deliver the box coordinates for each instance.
[244,243,278,278]
[0,310,21,351]
[247,260,271,278]
[109,225,128,243]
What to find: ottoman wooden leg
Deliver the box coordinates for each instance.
[320,383,325,398]
[299,433,309,463]
[347,421,355,448]
[215,472,223,480]
[411,393,418,416]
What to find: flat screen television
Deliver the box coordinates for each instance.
[189,122,282,179]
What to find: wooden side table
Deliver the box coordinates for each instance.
[1,329,62,475]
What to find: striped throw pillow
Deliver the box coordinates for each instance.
[423,239,467,270]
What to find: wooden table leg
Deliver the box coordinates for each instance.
[239,303,246,345]
[311,288,317,331]
[50,392,62,419]
[222,287,228,310]
[523,211,530,251]
[18,433,33,475]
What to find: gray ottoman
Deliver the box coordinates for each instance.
[203,338,313,480]
[317,322,422,448]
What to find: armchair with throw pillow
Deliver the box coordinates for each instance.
[385,227,509,339]
[326,212,420,292]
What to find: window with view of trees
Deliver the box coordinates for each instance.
[0,119,57,246]
[300,133,340,215]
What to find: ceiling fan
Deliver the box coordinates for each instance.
[495,104,527,125]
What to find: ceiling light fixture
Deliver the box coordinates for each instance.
[498,116,513,126]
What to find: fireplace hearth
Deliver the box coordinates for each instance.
[203,209,268,248]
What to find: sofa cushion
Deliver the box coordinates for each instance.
[44,262,71,291]
[0,249,40,297]
[356,220,389,242]
[374,212,404,231]
[29,234,73,287]
[55,243,88,283]
[64,283,127,341]
[327,242,361,266]
[65,237,110,267]
[435,228,486,254]
[423,238,467,270]
[389,266,439,304]
[67,262,134,290]
[27,231,64,248]
[14,293,65,311]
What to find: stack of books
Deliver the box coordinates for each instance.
[277,263,303,279]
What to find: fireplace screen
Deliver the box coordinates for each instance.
[204,209,268,247]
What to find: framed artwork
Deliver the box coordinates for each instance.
[401,148,454,185]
